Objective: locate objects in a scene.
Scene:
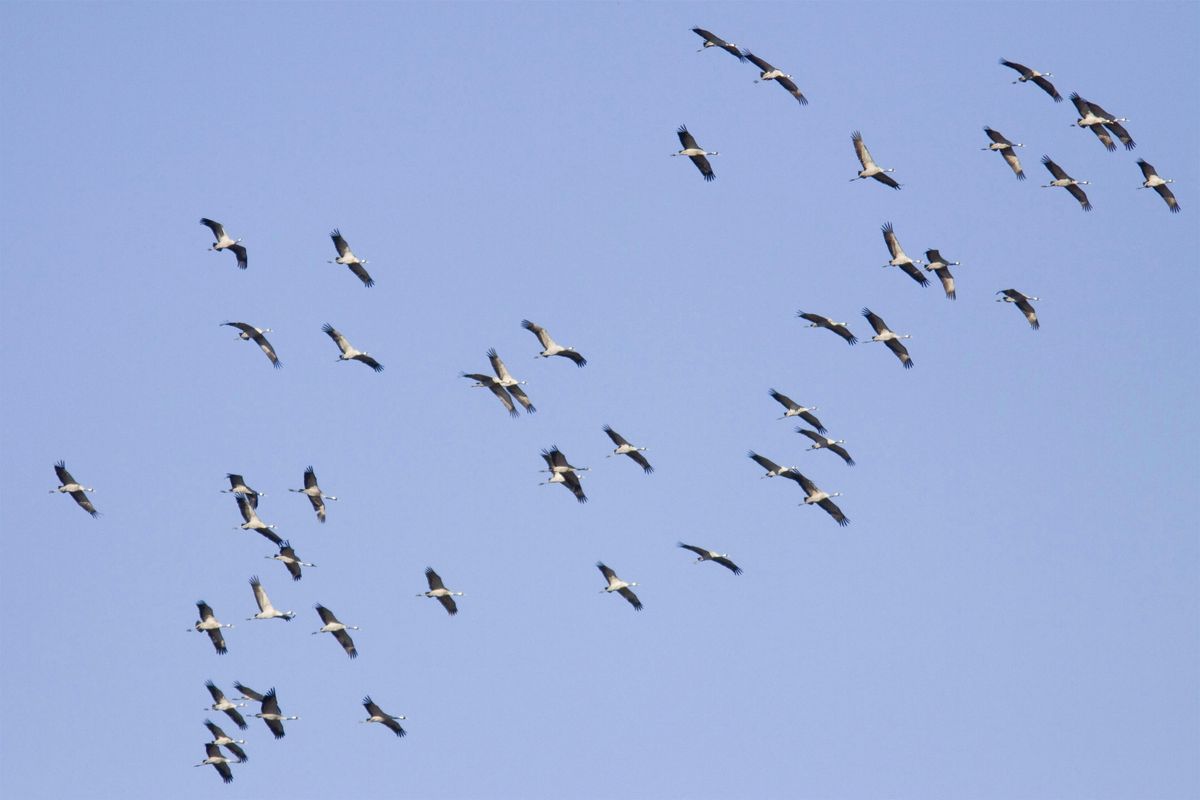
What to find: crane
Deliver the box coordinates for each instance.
[691,27,745,61]
[677,543,742,574]
[797,428,855,466]
[743,51,807,104]
[597,562,642,610]
[204,681,247,729]
[322,323,384,372]
[795,471,850,526]
[199,218,247,269]
[361,696,407,737]
[997,289,1040,330]
[221,473,263,507]
[194,741,235,784]
[520,319,587,366]
[603,426,653,473]
[1137,160,1179,213]
[192,602,232,655]
[923,249,960,300]
[1041,156,1092,211]
[861,308,914,369]
[247,576,295,621]
[462,371,519,417]
[796,312,857,345]
[268,540,315,581]
[220,321,281,368]
[982,127,1026,180]
[253,688,299,739]
[328,228,374,287]
[673,125,717,182]
[234,494,282,546]
[1069,93,1134,151]
[768,389,826,432]
[488,349,535,413]
[851,131,900,189]
[418,568,463,616]
[289,466,337,522]
[748,451,804,485]
[50,461,98,517]
[881,222,928,286]
[313,604,359,658]
[203,720,248,763]
[539,453,587,503]
[998,59,1062,101]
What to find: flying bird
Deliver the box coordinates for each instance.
[247,575,295,621]
[50,461,98,517]
[312,604,359,658]
[851,131,900,189]
[1041,156,1092,211]
[220,322,281,368]
[221,473,262,507]
[597,562,642,610]
[462,372,519,417]
[520,319,587,366]
[861,308,913,369]
[1137,159,1179,213]
[691,27,745,61]
[795,471,849,526]
[997,289,1040,330]
[540,446,589,475]
[488,349,535,414]
[998,58,1062,101]
[539,451,587,503]
[328,228,374,287]
[361,696,407,737]
[677,542,742,574]
[418,568,463,616]
[234,494,282,546]
[673,125,717,182]
[199,218,247,269]
[322,323,383,372]
[768,389,826,432]
[203,720,248,763]
[743,51,807,105]
[797,428,855,466]
[254,688,299,739]
[289,466,337,522]
[603,426,652,473]
[266,541,313,583]
[748,451,803,485]
[796,312,857,345]
[923,249,960,300]
[194,741,235,784]
[881,222,928,287]
[232,682,266,704]
[192,602,232,655]
[982,127,1026,179]
[1069,93,1134,151]
[204,681,247,730]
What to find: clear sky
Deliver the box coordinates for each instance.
[1,2,1196,798]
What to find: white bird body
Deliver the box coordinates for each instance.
[418,567,464,616]
[361,696,407,737]
[521,319,587,366]
[673,125,718,182]
[289,466,336,522]
[253,688,299,739]
[1137,159,1180,213]
[313,604,359,658]
[597,562,642,610]
[862,308,913,369]
[322,323,384,372]
[247,576,295,621]
[200,218,247,269]
[193,602,233,655]
[195,742,235,783]
[51,461,99,517]
[851,131,900,189]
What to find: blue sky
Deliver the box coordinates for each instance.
[1,2,1197,798]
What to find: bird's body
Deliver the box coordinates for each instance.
[361,696,407,737]
[418,567,463,616]
[220,321,281,368]
[521,319,587,366]
[247,575,295,621]
[673,125,717,182]
[923,249,960,300]
[691,27,744,61]
[861,308,913,369]
[795,472,850,526]
[678,542,742,574]
[982,127,1026,180]
[768,389,826,432]
[602,426,653,473]
[50,461,98,517]
[488,349,535,413]
[1070,93,1135,151]
[1041,156,1092,211]
[1137,160,1179,213]
[997,289,1040,330]
[597,562,642,610]
[797,428,855,466]
[234,494,282,545]
[205,681,248,729]
[268,541,314,581]
[195,741,235,783]
[851,131,900,188]
[290,466,336,522]
[322,323,383,372]
[881,222,927,287]
[744,51,807,104]
[254,688,299,739]
[204,720,248,763]
[200,218,247,269]
[193,602,232,655]
[539,451,588,503]
[313,604,359,658]
[328,228,374,287]
[998,59,1062,101]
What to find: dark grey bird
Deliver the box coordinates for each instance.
[862,308,913,369]
[313,604,358,658]
[743,51,807,105]
[998,59,1062,101]
[329,229,374,287]
[797,428,855,466]
[204,681,247,730]
[1041,156,1092,211]
[200,218,247,269]
[997,289,1040,330]
[796,312,857,345]
[192,602,232,655]
[268,540,314,581]
[220,321,281,368]
[322,323,383,372]
[603,426,652,473]
[923,249,960,300]
[881,222,928,287]
[254,688,299,739]
[691,27,745,61]
[203,719,248,763]
[290,466,336,523]
[851,131,900,189]
[673,125,717,182]
[795,471,850,526]
[361,696,407,737]
[1137,160,1179,213]
[51,461,98,517]
[768,389,826,433]
[677,543,742,574]
[597,562,642,610]
[521,319,587,366]
[982,127,1026,180]
[194,741,235,784]
[418,567,463,616]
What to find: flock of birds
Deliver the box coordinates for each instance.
[46,28,1184,787]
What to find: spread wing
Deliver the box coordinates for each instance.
[1087,124,1117,152]
[678,542,709,558]
[488,348,515,382]
[1016,299,1040,329]
[507,385,535,414]
[818,497,850,526]
[1032,75,1062,101]
[998,58,1031,77]
[520,319,553,349]
[1154,183,1180,213]
[1001,148,1025,179]
[54,461,76,485]
[252,331,281,367]
[562,470,587,503]
[1041,156,1069,181]
[677,125,700,150]
[234,682,265,702]
[1137,159,1157,180]
[1102,120,1135,151]
[333,629,358,658]
[886,338,914,369]
[627,450,653,474]
[229,243,248,270]
[330,229,351,257]
[1066,183,1092,211]
[223,742,248,763]
[223,707,247,729]
[71,491,99,517]
[425,568,446,592]
[603,425,629,447]
[558,348,587,366]
[690,153,715,182]
[899,261,929,287]
[776,76,808,105]
[851,131,874,169]
[748,451,782,474]
[861,308,887,336]
[348,261,374,287]
[744,51,775,72]
[984,126,1012,146]
[934,266,956,300]
[199,218,226,239]
[800,411,826,433]
[207,627,228,655]
[872,172,901,189]
[713,556,742,575]
[829,443,856,466]
[797,428,824,446]
[618,587,643,610]
[881,222,902,259]
[437,594,458,616]
[354,354,384,372]
[597,562,617,583]
[322,323,350,354]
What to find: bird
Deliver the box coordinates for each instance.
[520,319,587,366]
[232,682,266,704]
[418,567,463,616]
[797,428,855,466]
[998,58,1062,101]
[997,289,1040,330]
[796,312,857,345]
[254,688,299,740]
[194,741,235,784]
[328,228,374,287]
[743,51,807,104]
[268,540,314,581]
[1137,159,1179,213]
[851,131,900,189]
[677,543,742,574]
[203,720,248,763]
[539,455,588,503]
[691,27,745,61]
[602,426,653,473]
[361,696,407,737]
[289,466,337,522]
[488,349,535,414]
[1069,93,1134,151]
[923,249,960,300]
[204,681,247,730]
[462,371,519,417]
[192,602,233,655]
[982,127,1026,180]
[220,321,281,368]
[199,218,247,269]
[1041,156,1092,211]
[540,446,589,475]
[247,575,295,621]
[234,494,282,546]
[881,222,928,286]
[673,125,717,182]
[221,473,262,507]
[50,461,98,517]
[747,451,804,485]
[794,471,850,526]
[322,323,383,372]
[861,308,913,369]
[597,562,642,610]
[768,389,826,433]
[312,604,358,658]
